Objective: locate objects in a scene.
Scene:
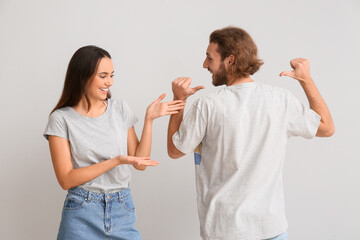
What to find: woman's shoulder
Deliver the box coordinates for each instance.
[108,98,131,111]
[109,98,124,106]
[50,106,72,117]
[48,107,75,124]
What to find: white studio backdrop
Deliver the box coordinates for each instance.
[0,0,359,239]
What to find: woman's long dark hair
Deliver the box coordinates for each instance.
[51,45,112,114]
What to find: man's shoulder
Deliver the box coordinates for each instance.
[256,82,289,98]
[200,86,228,100]
[196,83,286,100]
[193,83,288,106]
[257,81,285,91]
[193,89,221,107]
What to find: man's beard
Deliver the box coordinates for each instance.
[212,62,228,86]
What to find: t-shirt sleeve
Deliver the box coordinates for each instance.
[122,101,139,130]
[43,111,69,141]
[172,100,207,154]
[285,90,321,139]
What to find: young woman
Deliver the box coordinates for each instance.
[44,45,184,240]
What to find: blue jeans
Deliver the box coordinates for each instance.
[57,187,141,240]
[265,230,288,240]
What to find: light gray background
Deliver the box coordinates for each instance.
[0,0,359,239]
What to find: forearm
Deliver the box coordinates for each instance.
[167,76,204,157]
[134,118,153,157]
[131,118,153,171]
[300,79,335,136]
[167,107,185,158]
[58,157,120,190]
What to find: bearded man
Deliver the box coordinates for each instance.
[167,26,334,240]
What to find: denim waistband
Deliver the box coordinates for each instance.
[68,187,131,202]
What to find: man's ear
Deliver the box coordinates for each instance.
[226,55,235,66]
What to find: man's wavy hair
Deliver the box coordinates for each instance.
[210,26,263,78]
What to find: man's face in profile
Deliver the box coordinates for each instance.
[203,42,228,86]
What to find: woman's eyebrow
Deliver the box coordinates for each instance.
[98,71,115,74]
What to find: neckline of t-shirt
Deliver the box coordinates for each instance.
[225,81,258,90]
[70,99,111,121]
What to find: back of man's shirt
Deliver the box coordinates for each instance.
[173,82,320,240]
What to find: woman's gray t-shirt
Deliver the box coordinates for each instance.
[44,98,138,193]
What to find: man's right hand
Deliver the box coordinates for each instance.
[172,77,205,100]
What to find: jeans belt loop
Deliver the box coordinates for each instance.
[86,190,92,202]
[118,191,122,203]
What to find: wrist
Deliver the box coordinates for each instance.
[144,114,154,122]
[117,155,125,165]
[299,77,315,87]
[173,95,187,101]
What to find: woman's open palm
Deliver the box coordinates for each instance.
[146,93,185,120]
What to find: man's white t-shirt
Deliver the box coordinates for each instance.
[172,82,321,240]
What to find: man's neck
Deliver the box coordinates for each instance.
[226,76,254,86]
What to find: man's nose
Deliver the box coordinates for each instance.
[203,59,208,68]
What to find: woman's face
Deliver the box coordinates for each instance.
[86,57,114,102]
